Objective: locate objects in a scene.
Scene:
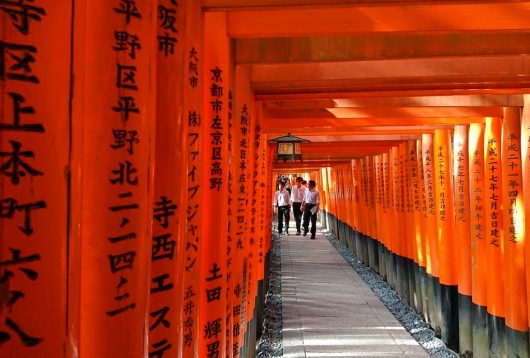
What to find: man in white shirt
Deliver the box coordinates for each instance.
[290,176,306,235]
[301,180,320,240]
[273,181,292,235]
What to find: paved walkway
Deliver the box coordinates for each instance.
[280,229,428,357]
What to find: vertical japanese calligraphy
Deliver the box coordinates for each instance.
[0,1,70,356]
[522,96,530,332]
[199,11,229,358]
[453,125,471,297]
[77,1,157,356]
[501,108,527,333]
[181,1,203,356]
[422,134,438,278]
[433,129,456,286]
[469,123,487,308]
[230,64,252,358]
[484,117,505,320]
[148,1,184,356]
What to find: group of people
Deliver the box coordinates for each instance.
[273,176,320,240]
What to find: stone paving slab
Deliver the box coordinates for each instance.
[281,231,428,357]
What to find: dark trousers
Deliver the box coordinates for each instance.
[277,205,290,233]
[292,202,302,231]
[303,204,317,236]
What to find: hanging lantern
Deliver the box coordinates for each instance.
[269,133,310,162]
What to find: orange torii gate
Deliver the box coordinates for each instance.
[3,1,530,358]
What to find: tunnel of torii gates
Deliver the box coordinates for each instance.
[4,1,530,358]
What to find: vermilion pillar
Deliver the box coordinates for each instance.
[381,152,392,283]
[416,140,430,324]
[149,1,185,357]
[230,65,253,357]
[453,125,472,355]
[433,129,458,349]
[421,133,441,333]
[74,1,157,356]
[501,107,528,356]
[484,117,506,355]
[523,96,530,335]
[468,122,488,356]
[408,140,422,313]
[199,11,230,358]
[1,1,71,356]
[181,0,204,356]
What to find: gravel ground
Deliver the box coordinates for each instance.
[321,227,460,358]
[257,224,458,357]
[256,230,283,358]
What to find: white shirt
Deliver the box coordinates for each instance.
[273,189,291,207]
[303,188,320,205]
[291,185,306,203]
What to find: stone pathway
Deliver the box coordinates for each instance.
[280,230,428,357]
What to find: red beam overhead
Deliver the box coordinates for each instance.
[302,141,403,148]
[251,55,530,93]
[262,117,485,131]
[284,134,424,142]
[264,127,449,137]
[206,0,529,10]
[235,32,530,64]
[256,88,530,101]
[273,161,349,170]
[264,107,503,119]
[263,95,524,109]
[227,2,530,37]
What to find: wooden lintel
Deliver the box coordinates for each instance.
[236,32,530,64]
[227,3,530,37]
[263,95,524,110]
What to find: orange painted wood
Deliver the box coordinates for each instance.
[421,134,438,277]
[390,146,402,257]
[199,11,230,358]
[484,117,506,318]
[408,140,420,265]
[501,108,528,332]
[382,153,391,252]
[181,0,204,355]
[74,1,157,356]
[358,164,366,233]
[236,33,530,66]
[148,1,185,356]
[469,123,487,307]
[227,3,530,37]
[367,157,377,238]
[230,65,253,357]
[258,135,268,284]
[352,160,361,232]
[0,1,71,355]
[416,140,427,269]
[453,125,472,296]
[399,143,410,260]
[374,155,384,242]
[433,129,457,286]
[267,106,502,120]
[347,163,355,230]
[251,56,530,93]
[522,95,530,329]
[262,117,485,131]
[321,168,330,220]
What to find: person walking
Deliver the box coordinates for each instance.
[291,176,306,235]
[301,180,320,240]
[273,181,292,235]
[283,176,292,196]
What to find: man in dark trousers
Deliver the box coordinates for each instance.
[273,181,292,235]
[301,180,320,240]
[290,176,306,235]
